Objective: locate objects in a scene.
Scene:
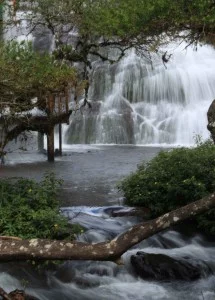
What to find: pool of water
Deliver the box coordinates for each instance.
[0,145,163,206]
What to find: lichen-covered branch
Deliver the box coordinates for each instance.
[0,193,214,262]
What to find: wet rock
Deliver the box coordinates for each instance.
[55,265,76,283]
[131,251,213,281]
[8,289,39,300]
[32,25,53,53]
[86,263,117,277]
[55,271,99,288]
[55,263,101,287]
[73,276,100,288]
[207,99,215,143]
[107,207,150,218]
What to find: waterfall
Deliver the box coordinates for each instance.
[65,44,215,146]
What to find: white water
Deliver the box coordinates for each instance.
[1,8,215,299]
[0,206,214,300]
[66,44,215,146]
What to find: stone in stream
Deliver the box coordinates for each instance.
[207,99,215,143]
[55,262,117,288]
[8,289,39,300]
[106,207,151,218]
[130,251,213,281]
[55,264,100,288]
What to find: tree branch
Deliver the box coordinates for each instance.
[0,193,214,262]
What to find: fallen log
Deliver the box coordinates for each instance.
[0,193,214,262]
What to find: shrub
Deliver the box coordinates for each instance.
[0,173,82,239]
[119,140,215,235]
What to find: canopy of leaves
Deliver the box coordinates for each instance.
[14,0,215,50]
[85,0,215,42]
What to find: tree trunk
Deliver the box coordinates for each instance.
[0,193,214,262]
[47,127,55,162]
[58,123,62,156]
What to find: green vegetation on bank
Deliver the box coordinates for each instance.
[119,140,215,235]
[0,173,82,239]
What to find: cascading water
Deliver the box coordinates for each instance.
[1,8,215,299]
[66,44,215,146]
[0,206,214,300]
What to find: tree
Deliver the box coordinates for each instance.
[0,41,85,159]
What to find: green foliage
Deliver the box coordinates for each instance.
[73,0,215,45]
[0,41,82,154]
[42,0,213,44]
[119,141,215,235]
[0,41,76,109]
[0,173,82,239]
[15,0,215,52]
[81,0,173,38]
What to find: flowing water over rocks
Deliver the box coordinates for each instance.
[1,12,215,298]
[0,205,214,300]
[0,146,215,299]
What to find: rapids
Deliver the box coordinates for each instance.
[1,7,215,299]
[0,146,215,300]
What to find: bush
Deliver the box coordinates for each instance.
[0,173,82,239]
[119,140,215,235]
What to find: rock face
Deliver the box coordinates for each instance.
[207,99,215,143]
[131,251,212,281]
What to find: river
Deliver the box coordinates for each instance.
[0,145,214,300]
[1,6,215,298]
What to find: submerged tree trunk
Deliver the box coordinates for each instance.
[0,193,214,262]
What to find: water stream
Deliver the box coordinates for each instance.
[0,147,215,299]
[1,9,215,299]
[0,204,214,300]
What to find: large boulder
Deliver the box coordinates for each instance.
[207,99,215,143]
[131,251,212,281]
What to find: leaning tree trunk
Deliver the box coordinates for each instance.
[0,193,214,262]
